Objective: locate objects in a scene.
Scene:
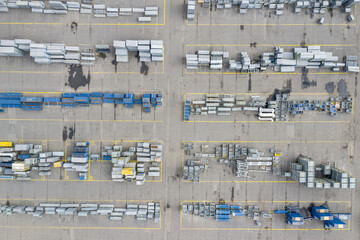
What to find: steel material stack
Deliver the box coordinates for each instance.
[0,39,95,65]
[186,50,228,70]
[113,40,163,63]
[183,160,205,182]
[285,155,356,189]
[187,0,195,20]
[0,201,160,222]
[196,0,359,15]
[63,142,89,180]
[0,141,64,180]
[189,47,358,73]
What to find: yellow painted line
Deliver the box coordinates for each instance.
[0,226,161,230]
[184,120,351,123]
[185,92,330,96]
[0,91,62,94]
[0,119,162,123]
[183,200,350,203]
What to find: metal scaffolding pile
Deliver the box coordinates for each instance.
[114,40,164,63]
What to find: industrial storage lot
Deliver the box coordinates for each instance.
[0,0,359,239]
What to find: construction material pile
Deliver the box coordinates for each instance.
[114,40,164,63]
[0,1,159,22]
[187,0,195,20]
[190,0,358,18]
[109,142,162,185]
[183,143,280,182]
[283,155,356,189]
[63,142,89,180]
[182,202,272,225]
[186,47,359,73]
[0,142,64,180]
[0,202,161,222]
[185,93,353,121]
[0,92,163,113]
[0,39,95,65]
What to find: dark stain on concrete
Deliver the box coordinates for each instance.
[248,73,252,92]
[69,126,75,140]
[62,126,67,141]
[70,22,78,34]
[269,79,292,101]
[337,79,349,98]
[67,65,91,90]
[140,62,149,75]
[301,68,317,89]
[111,59,118,72]
[325,82,335,94]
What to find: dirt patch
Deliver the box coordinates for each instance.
[67,65,91,90]
[301,68,317,89]
[111,59,118,72]
[70,22,78,34]
[140,62,149,75]
[337,79,349,98]
[325,82,335,94]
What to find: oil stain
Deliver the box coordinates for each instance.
[97,52,107,59]
[62,126,67,141]
[67,65,91,90]
[140,62,149,75]
[69,126,75,140]
[111,59,118,73]
[269,79,292,101]
[301,68,317,89]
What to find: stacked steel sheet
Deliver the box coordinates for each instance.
[0,1,158,21]
[0,201,160,222]
[193,0,359,17]
[284,155,356,189]
[186,50,229,69]
[187,46,359,72]
[0,142,64,180]
[114,40,164,63]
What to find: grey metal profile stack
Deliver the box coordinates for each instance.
[113,40,164,63]
[0,39,96,65]
[0,202,160,222]
[0,1,158,21]
[196,0,359,16]
[285,155,356,189]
